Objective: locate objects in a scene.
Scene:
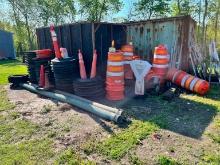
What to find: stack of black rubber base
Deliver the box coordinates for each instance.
[52,58,79,92]
[24,51,37,83]
[73,77,105,100]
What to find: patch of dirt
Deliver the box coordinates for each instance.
[7,86,116,152]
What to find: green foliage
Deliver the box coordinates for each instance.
[157,155,181,165]
[134,0,170,19]
[0,60,27,85]
[0,87,15,112]
[78,0,123,21]
[171,0,194,16]
[55,148,94,165]
[201,152,220,165]
[37,0,76,25]
[0,139,54,165]
[97,120,158,159]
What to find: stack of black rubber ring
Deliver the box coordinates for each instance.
[73,77,105,99]
[24,51,37,83]
[51,58,79,92]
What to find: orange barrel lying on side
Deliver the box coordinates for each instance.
[166,68,210,95]
[152,45,169,78]
[106,51,125,101]
[121,44,134,80]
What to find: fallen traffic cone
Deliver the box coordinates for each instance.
[78,49,87,79]
[39,65,45,87]
[90,49,97,78]
[50,24,62,59]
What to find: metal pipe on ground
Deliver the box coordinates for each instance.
[54,89,123,115]
[20,83,124,123]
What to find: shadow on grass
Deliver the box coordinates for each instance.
[119,86,220,139]
[10,83,219,139]
[0,59,24,66]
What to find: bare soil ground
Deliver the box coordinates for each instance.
[7,86,116,154]
[4,85,220,164]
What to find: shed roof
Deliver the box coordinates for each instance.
[126,15,196,25]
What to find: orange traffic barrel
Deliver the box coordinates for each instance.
[145,69,165,87]
[106,51,125,100]
[166,68,210,95]
[152,45,169,78]
[121,44,134,80]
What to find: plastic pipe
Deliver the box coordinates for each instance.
[20,83,123,123]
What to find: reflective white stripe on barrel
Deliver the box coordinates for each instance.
[172,70,181,83]
[123,52,134,56]
[107,71,124,77]
[153,64,169,68]
[181,75,190,87]
[108,61,124,66]
[154,54,170,59]
[190,78,199,91]
[124,61,131,65]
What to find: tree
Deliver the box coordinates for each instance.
[133,0,170,20]
[37,0,76,26]
[171,0,194,16]
[78,0,123,22]
[7,0,38,49]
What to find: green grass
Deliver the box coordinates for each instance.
[0,138,54,165]
[0,87,15,111]
[0,117,39,144]
[96,120,158,160]
[157,155,181,165]
[55,148,94,165]
[201,152,220,165]
[0,59,27,85]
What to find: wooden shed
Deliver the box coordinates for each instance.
[36,16,197,76]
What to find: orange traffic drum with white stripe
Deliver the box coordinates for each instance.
[166,68,210,95]
[106,51,125,101]
[121,44,134,80]
[152,45,169,78]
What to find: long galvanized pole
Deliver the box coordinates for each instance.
[20,83,123,123]
[54,90,123,115]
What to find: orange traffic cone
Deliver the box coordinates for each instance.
[90,49,97,78]
[39,65,45,87]
[50,24,62,59]
[78,49,87,79]
[44,72,50,89]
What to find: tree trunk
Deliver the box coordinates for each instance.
[24,13,34,49]
[214,0,220,42]
[98,0,106,22]
[202,0,208,55]
[177,0,181,15]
